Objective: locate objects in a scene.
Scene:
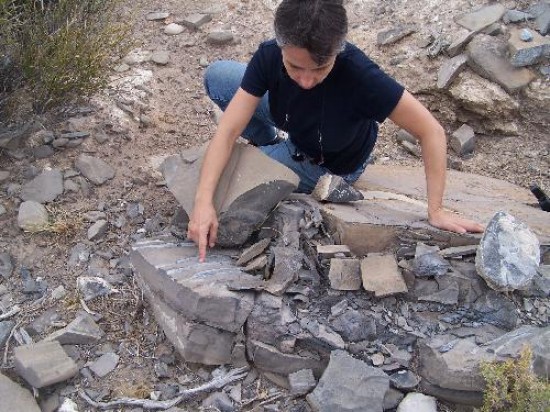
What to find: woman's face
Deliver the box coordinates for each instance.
[281,46,336,90]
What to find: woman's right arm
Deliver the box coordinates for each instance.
[187,88,262,262]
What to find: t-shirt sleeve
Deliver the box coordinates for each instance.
[355,63,405,123]
[241,44,271,97]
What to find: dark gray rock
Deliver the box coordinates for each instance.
[27,308,60,336]
[503,10,534,24]
[32,145,55,159]
[0,320,15,349]
[75,154,115,185]
[307,350,389,412]
[77,276,116,301]
[202,391,235,412]
[413,243,451,277]
[181,13,212,30]
[437,54,468,89]
[447,31,475,57]
[0,253,13,279]
[390,370,419,390]
[529,1,550,35]
[20,169,63,203]
[508,28,550,67]
[330,310,376,342]
[485,325,550,379]
[289,369,317,395]
[473,291,518,330]
[450,124,475,156]
[475,211,540,291]
[312,174,364,203]
[383,388,405,410]
[45,311,103,344]
[236,238,271,266]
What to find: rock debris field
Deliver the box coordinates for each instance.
[0,0,550,411]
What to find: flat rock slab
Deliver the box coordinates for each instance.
[162,143,299,247]
[455,4,506,32]
[307,350,389,412]
[45,311,103,344]
[322,165,550,255]
[361,254,408,297]
[467,34,536,92]
[131,237,255,333]
[14,340,78,388]
[0,373,41,412]
[20,169,63,203]
[75,155,115,185]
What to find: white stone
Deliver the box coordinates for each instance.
[396,393,437,412]
[164,23,184,35]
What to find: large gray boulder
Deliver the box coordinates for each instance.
[20,169,63,203]
[0,373,41,412]
[162,143,299,247]
[476,211,540,291]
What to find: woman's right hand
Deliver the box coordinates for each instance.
[187,202,219,262]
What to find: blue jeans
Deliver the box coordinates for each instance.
[204,60,368,193]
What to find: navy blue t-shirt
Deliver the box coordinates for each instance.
[241,40,405,174]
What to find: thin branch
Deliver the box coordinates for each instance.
[0,305,20,321]
[79,367,249,410]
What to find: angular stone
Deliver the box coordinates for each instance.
[243,255,268,272]
[20,169,63,203]
[131,238,255,333]
[437,54,468,89]
[330,310,376,342]
[323,165,550,256]
[450,123,475,156]
[384,388,405,410]
[289,369,316,395]
[418,337,492,392]
[455,4,506,32]
[77,276,116,301]
[418,279,459,305]
[181,13,212,30]
[45,311,103,344]
[413,243,451,277]
[0,320,15,349]
[328,258,361,290]
[476,211,540,291]
[419,379,483,407]
[301,318,346,349]
[508,28,550,67]
[235,238,271,266]
[89,353,119,377]
[361,254,408,297]
[75,155,115,185]
[503,10,534,24]
[530,1,550,35]
[32,145,54,159]
[390,370,419,390]
[137,270,236,365]
[14,340,78,388]
[27,308,60,336]
[18,201,49,231]
[248,340,326,376]
[485,325,550,379]
[473,291,518,330]
[145,11,170,21]
[162,143,299,247]
[207,30,234,45]
[466,34,536,92]
[376,25,416,45]
[312,174,364,203]
[447,31,475,57]
[164,23,184,35]
[87,219,108,241]
[307,350,389,412]
[0,253,13,279]
[439,244,477,258]
[0,373,41,412]
[396,393,437,412]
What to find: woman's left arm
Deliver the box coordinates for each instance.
[388,90,484,234]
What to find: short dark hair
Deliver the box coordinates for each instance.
[274,0,348,65]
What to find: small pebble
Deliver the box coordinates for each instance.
[520,29,533,42]
[164,23,184,35]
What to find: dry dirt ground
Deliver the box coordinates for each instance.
[0,0,549,410]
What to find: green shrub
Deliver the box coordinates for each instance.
[0,0,128,116]
[480,347,550,412]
